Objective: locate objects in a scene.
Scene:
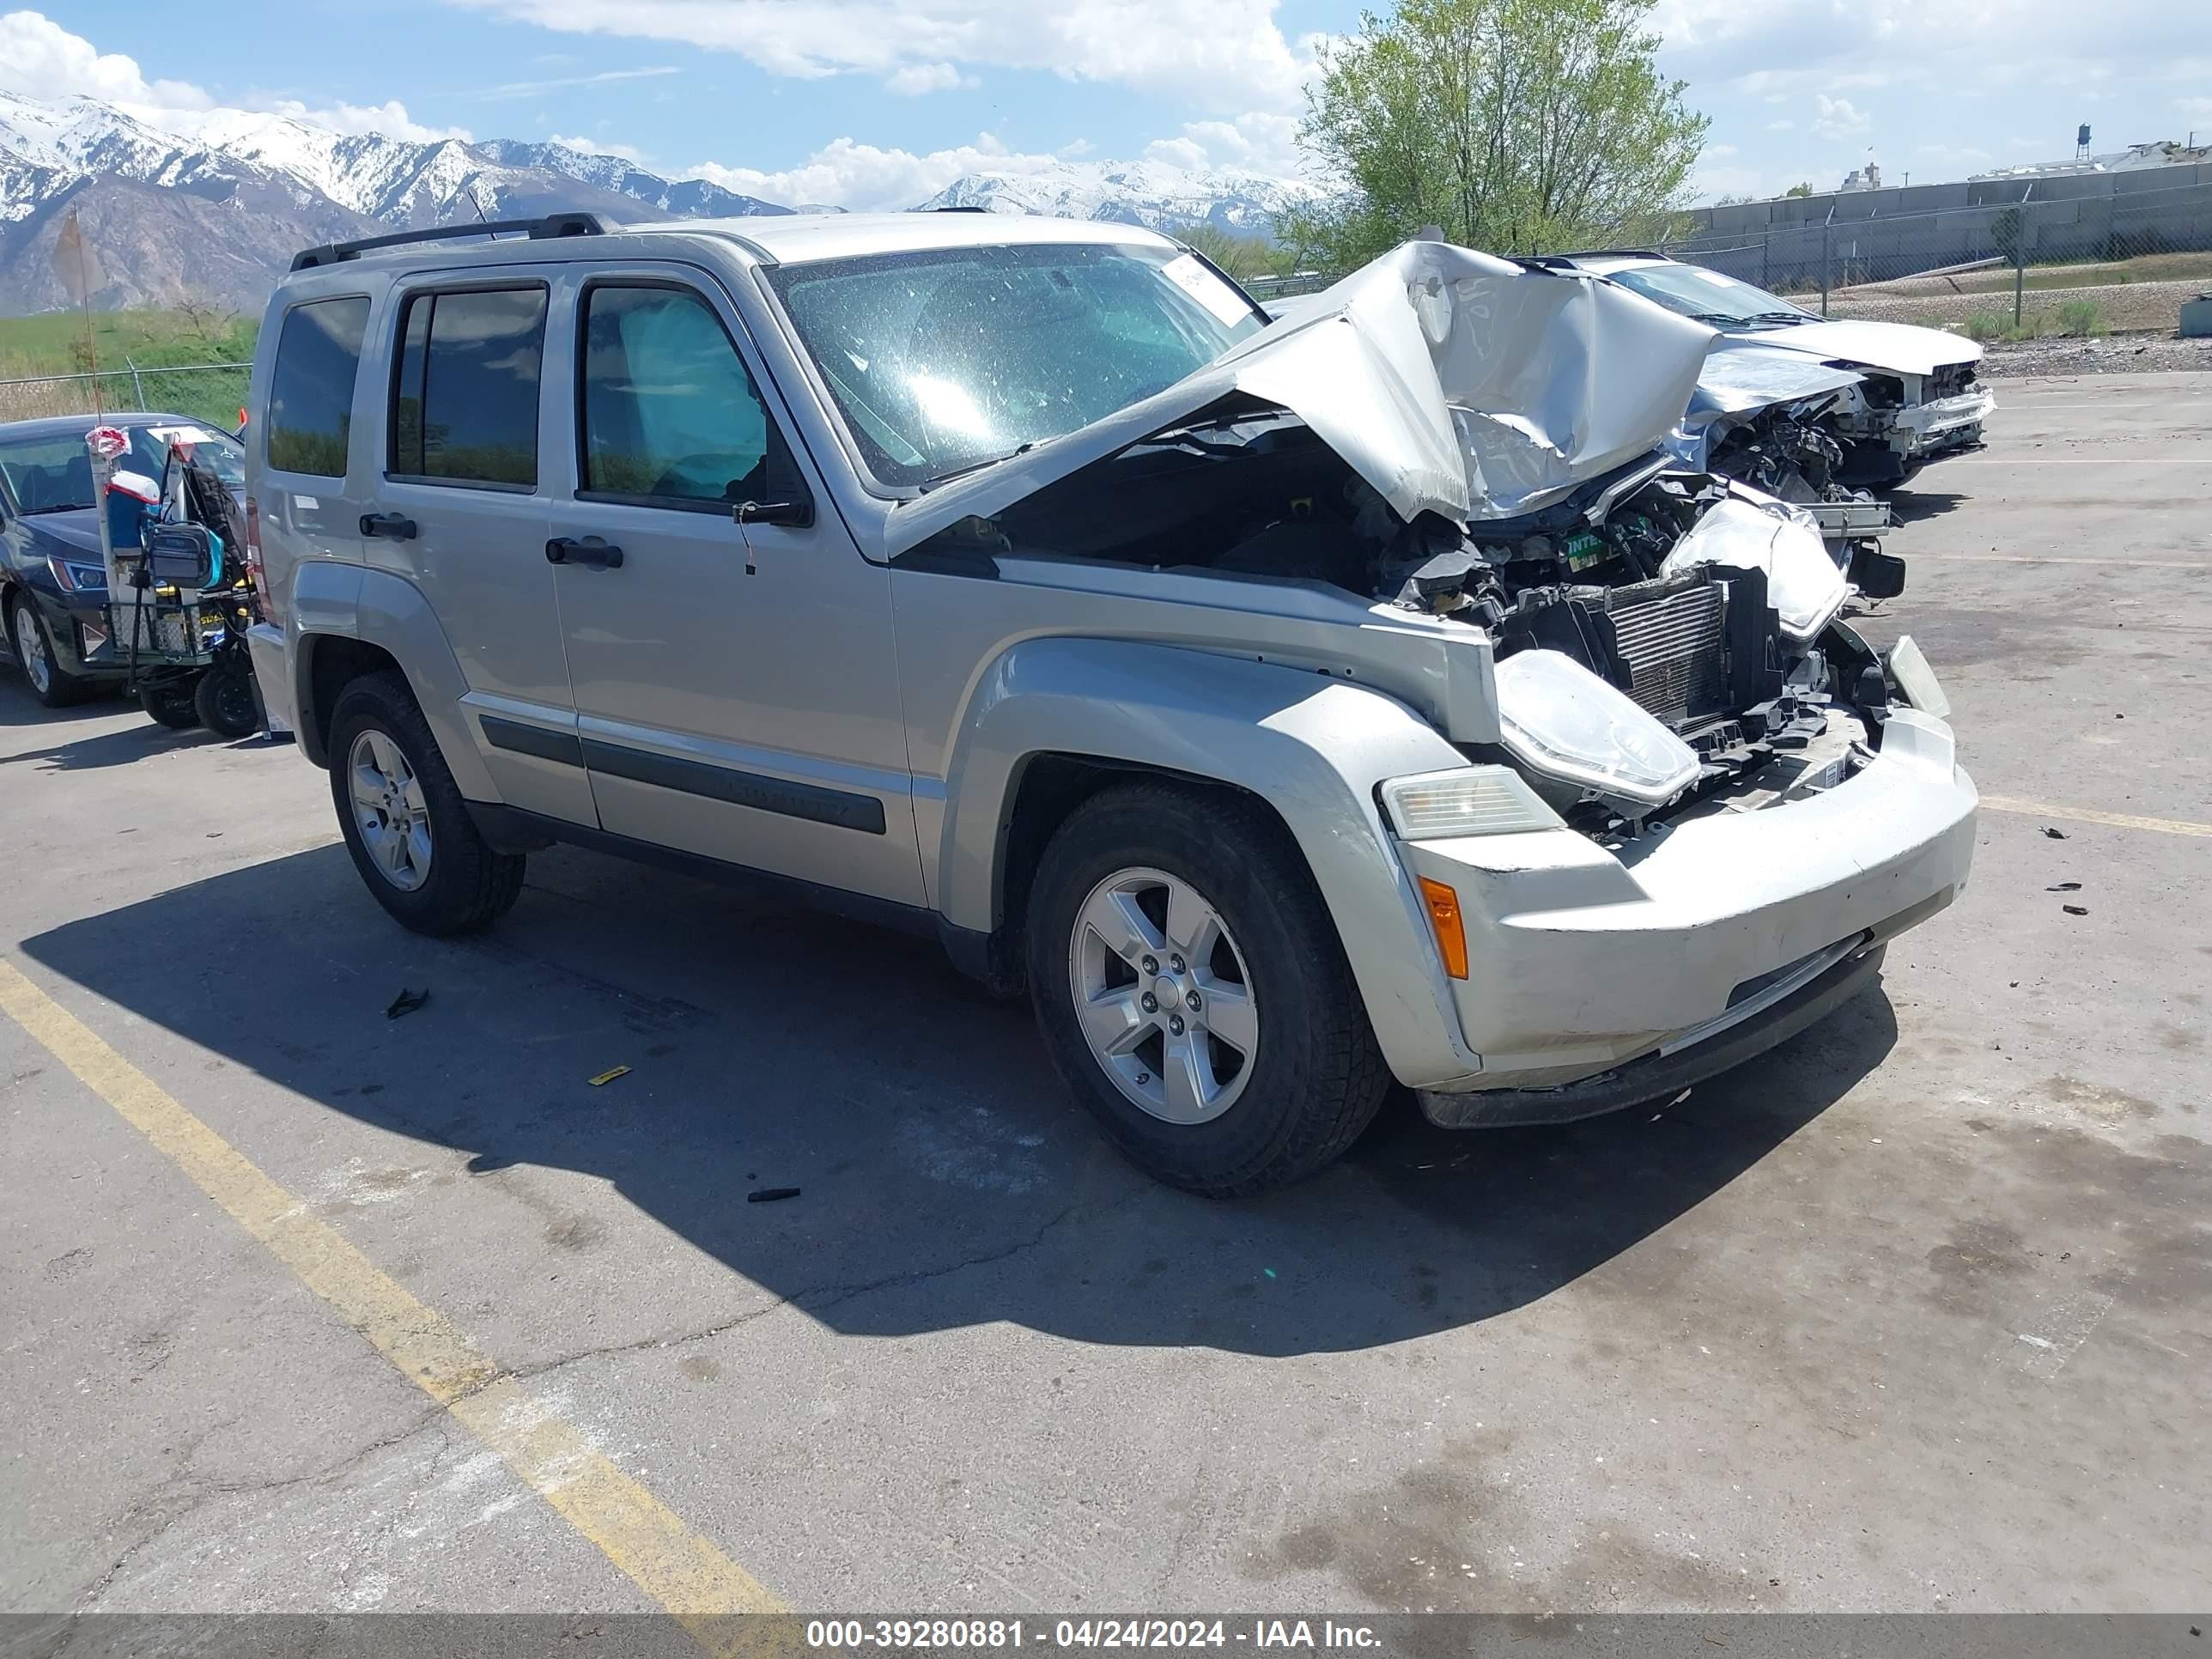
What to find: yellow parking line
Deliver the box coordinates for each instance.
[1979,796,2212,839]
[0,958,782,1641]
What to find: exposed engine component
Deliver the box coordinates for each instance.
[956,403,1899,832]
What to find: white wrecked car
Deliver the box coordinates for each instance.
[1538,251,1995,484]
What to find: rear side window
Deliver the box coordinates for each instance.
[578,283,775,507]
[390,287,547,489]
[266,297,369,478]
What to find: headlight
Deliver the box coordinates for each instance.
[1661,496,1847,642]
[1382,765,1563,840]
[1493,648,1700,811]
[48,556,108,593]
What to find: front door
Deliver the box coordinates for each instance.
[543,267,921,907]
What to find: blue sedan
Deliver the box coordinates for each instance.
[0,413,246,707]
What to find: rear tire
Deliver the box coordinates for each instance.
[1024,781,1390,1197]
[139,679,203,729]
[194,658,261,739]
[327,669,525,936]
[8,592,93,708]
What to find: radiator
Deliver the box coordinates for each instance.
[1607,581,1726,725]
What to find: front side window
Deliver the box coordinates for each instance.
[1605,263,1813,329]
[266,296,370,477]
[390,287,547,488]
[764,242,1265,489]
[578,284,777,507]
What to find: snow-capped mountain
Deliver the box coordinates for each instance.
[918,160,1318,239]
[0,90,1312,314]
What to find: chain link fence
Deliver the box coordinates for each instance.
[1656,179,2212,339]
[0,362,252,431]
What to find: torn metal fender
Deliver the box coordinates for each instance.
[882,239,1717,558]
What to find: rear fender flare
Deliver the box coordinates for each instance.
[292,562,495,800]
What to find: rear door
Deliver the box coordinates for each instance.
[539,263,921,906]
[374,270,595,826]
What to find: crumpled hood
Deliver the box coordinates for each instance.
[884,240,1717,557]
[1735,317,1981,380]
[1667,340,1868,471]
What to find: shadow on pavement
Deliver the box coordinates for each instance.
[1887,487,1969,525]
[23,840,1896,1357]
[0,720,222,770]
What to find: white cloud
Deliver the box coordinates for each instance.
[1766,119,1794,131]
[0,9,210,112]
[448,0,1315,116]
[252,98,468,143]
[0,11,463,142]
[549,132,648,163]
[690,133,1048,210]
[2178,95,2212,128]
[884,62,975,95]
[480,66,680,101]
[1811,94,1870,140]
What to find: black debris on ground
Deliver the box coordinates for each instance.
[386,988,430,1020]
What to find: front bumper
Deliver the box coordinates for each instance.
[1891,388,1995,455]
[1393,708,1975,1107]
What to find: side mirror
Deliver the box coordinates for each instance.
[733,497,812,530]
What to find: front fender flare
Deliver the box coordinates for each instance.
[936,636,1484,1089]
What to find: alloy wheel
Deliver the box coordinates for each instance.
[348,728,433,892]
[1067,866,1259,1125]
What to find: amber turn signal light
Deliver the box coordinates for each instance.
[1417,877,1468,980]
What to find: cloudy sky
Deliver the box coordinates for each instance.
[3,0,2204,210]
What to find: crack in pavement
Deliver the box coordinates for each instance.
[483,1183,1150,1395]
[70,1401,451,1613]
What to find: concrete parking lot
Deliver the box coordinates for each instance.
[3,372,2207,1620]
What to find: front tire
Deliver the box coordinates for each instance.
[8,593,93,708]
[327,669,525,936]
[1024,781,1389,1197]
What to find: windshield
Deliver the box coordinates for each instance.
[1606,262,1814,329]
[765,241,1267,489]
[0,422,245,514]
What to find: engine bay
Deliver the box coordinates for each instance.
[938,398,1899,833]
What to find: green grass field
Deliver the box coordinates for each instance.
[0,307,258,380]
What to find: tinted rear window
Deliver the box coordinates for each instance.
[266,297,369,477]
[390,287,547,488]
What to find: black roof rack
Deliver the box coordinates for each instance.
[290,211,616,273]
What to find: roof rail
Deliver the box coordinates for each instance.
[290,211,617,273]
[1540,248,1667,263]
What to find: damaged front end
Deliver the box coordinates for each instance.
[896,240,1925,843]
[878,236,1974,1115]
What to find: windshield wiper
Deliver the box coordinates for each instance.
[918,441,1038,491]
[23,502,94,514]
[1746,311,1811,326]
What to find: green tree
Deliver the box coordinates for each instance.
[1784,181,1814,198]
[1285,0,1709,267]
[1170,222,1290,282]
